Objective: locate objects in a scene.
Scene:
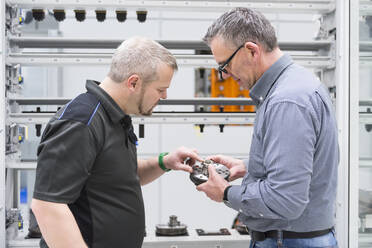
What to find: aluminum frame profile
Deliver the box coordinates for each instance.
[0,0,6,246]
[8,37,333,51]
[8,112,257,125]
[6,0,335,14]
[360,0,372,16]
[8,97,255,105]
[6,53,335,68]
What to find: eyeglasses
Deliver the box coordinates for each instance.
[217,44,244,79]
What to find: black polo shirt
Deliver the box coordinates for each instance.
[33,80,145,248]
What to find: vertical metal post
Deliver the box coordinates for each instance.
[0,0,6,246]
[334,0,351,247]
[349,0,360,247]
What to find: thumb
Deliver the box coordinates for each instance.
[208,164,218,178]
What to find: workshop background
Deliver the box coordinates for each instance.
[0,0,370,247]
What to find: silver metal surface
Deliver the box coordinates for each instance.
[8,97,255,105]
[190,159,230,185]
[8,37,333,52]
[6,0,335,14]
[155,215,188,236]
[360,0,372,15]
[6,53,334,68]
[1,0,6,246]
[9,112,257,125]
[8,228,251,248]
[360,41,372,52]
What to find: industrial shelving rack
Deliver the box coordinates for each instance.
[0,0,354,247]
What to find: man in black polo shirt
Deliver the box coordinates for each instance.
[31,37,202,248]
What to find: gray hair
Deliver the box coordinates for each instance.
[108,37,178,84]
[203,7,277,52]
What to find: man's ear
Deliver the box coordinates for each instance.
[244,41,260,59]
[126,74,141,92]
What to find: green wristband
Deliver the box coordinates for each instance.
[158,152,171,172]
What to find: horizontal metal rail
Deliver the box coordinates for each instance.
[9,97,255,105]
[9,37,333,52]
[6,53,335,68]
[9,112,257,124]
[6,0,335,14]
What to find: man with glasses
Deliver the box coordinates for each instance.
[196,7,339,248]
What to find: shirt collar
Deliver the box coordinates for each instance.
[250,53,293,105]
[86,80,131,126]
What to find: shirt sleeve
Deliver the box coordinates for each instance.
[33,119,98,203]
[227,101,318,220]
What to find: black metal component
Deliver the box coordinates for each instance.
[53,9,66,22]
[95,10,106,22]
[32,9,45,22]
[139,124,144,138]
[219,124,224,133]
[196,228,231,236]
[35,124,42,137]
[116,10,127,22]
[199,124,204,133]
[74,10,86,22]
[136,11,147,23]
[365,108,372,132]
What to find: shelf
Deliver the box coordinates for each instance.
[360,0,372,16]
[359,233,372,248]
[359,113,372,124]
[9,37,333,52]
[6,0,335,14]
[359,99,372,106]
[9,97,254,106]
[6,161,36,169]
[8,228,250,248]
[9,112,257,125]
[360,55,372,67]
[360,158,372,168]
[360,42,372,52]
[7,53,334,68]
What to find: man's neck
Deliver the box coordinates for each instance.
[261,48,283,73]
[99,77,131,114]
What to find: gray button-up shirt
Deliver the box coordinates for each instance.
[227,54,339,232]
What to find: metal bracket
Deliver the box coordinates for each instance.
[5,4,21,36]
[5,64,22,94]
[316,10,336,40]
[5,124,26,155]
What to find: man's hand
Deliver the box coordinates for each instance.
[163,146,203,173]
[207,155,246,181]
[196,165,229,202]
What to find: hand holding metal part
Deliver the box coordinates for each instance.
[189,159,230,186]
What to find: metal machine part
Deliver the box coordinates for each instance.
[190,159,230,186]
[196,228,231,236]
[234,224,250,235]
[155,215,188,236]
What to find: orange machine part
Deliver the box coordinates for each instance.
[210,69,255,112]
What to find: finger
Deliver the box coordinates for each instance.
[196,183,206,191]
[177,163,193,173]
[206,155,224,163]
[208,164,218,178]
[183,151,203,162]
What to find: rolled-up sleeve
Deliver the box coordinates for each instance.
[227,101,318,220]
